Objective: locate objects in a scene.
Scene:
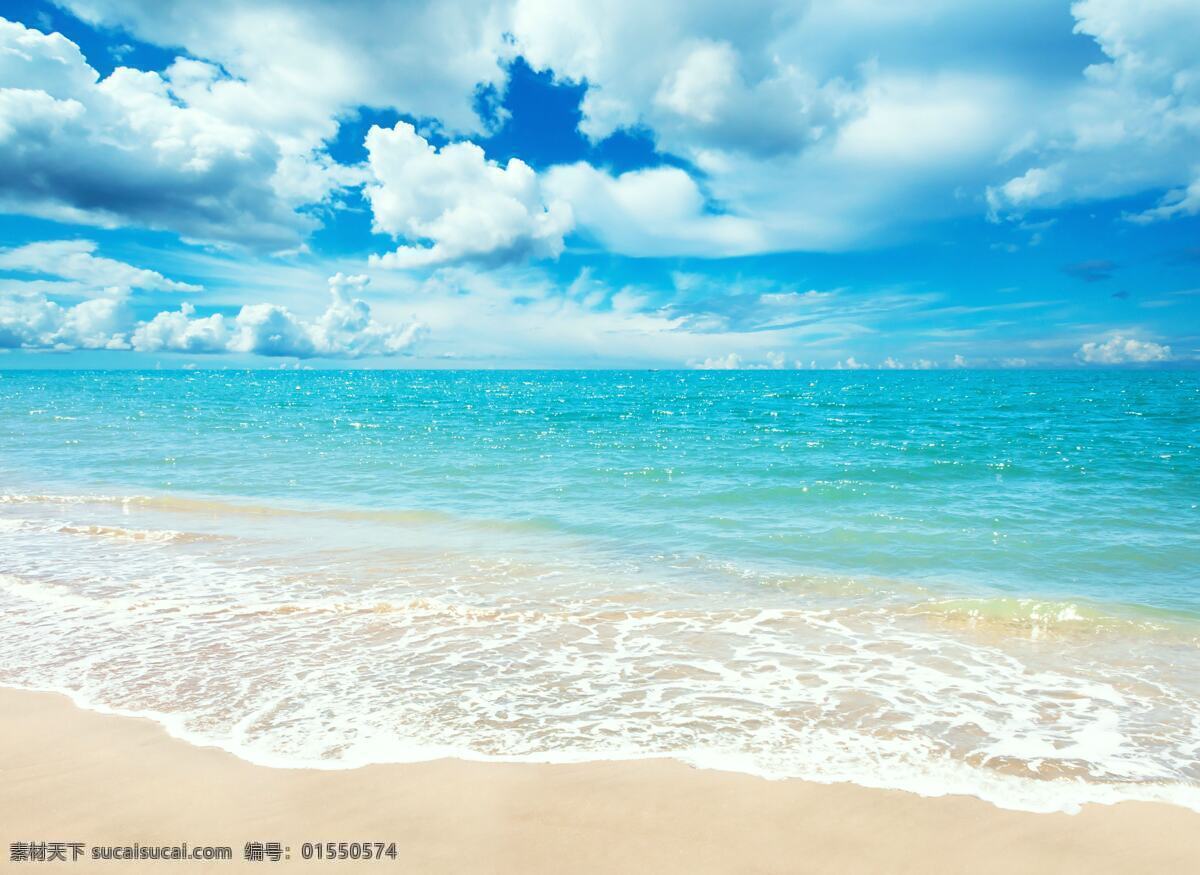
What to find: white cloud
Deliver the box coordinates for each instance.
[693,353,743,370]
[132,273,425,358]
[543,163,765,257]
[1076,335,1172,364]
[7,3,516,249]
[511,2,1075,249]
[513,0,1200,248]
[654,41,739,125]
[130,303,231,354]
[0,293,128,350]
[511,0,848,155]
[2,272,424,359]
[986,167,1062,218]
[988,0,1200,219]
[1127,174,1200,224]
[689,350,792,370]
[0,18,327,248]
[0,240,200,292]
[56,0,511,137]
[364,122,572,268]
[503,65,1039,255]
[2,1,1197,262]
[0,243,1113,368]
[1072,0,1199,96]
[880,356,941,369]
[305,273,428,356]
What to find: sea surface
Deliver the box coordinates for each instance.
[1,369,1197,813]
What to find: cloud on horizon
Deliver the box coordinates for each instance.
[1,271,425,359]
[1076,334,1172,364]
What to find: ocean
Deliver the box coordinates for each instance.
[1,369,1197,813]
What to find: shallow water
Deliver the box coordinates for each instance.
[1,370,1197,812]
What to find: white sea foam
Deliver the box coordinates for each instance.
[1,494,1198,815]
[0,515,207,544]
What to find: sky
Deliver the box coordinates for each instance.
[0,0,1197,369]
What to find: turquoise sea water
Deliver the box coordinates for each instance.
[1,370,1198,811]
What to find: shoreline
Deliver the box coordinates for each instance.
[13,680,1200,815]
[2,688,1198,873]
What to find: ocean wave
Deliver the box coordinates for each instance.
[55,523,217,544]
[0,516,219,545]
[0,493,148,507]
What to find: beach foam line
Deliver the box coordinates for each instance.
[0,491,555,534]
[0,573,452,619]
[0,515,219,544]
[3,562,1199,814]
[4,564,1195,644]
[2,679,1199,816]
[3,491,1198,817]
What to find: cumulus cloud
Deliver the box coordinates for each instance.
[3,1,1198,261]
[506,4,1036,249]
[0,18,329,248]
[512,0,850,155]
[986,167,1062,219]
[881,357,942,369]
[129,303,231,354]
[132,273,425,357]
[542,162,765,257]
[988,0,1200,220]
[687,72,1038,250]
[1076,335,1172,364]
[53,0,511,137]
[0,294,128,350]
[364,122,572,268]
[514,0,1200,249]
[693,352,744,370]
[829,354,973,370]
[0,240,200,292]
[3,3,523,253]
[689,350,792,370]
[2,273,424,358]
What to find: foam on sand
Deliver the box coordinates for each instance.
[1,491,1198,815]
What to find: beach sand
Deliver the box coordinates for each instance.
[1,687,1197,874]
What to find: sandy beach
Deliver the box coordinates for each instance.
[0,687,1196,874]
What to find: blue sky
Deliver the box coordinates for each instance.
[0,0,1197,368]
